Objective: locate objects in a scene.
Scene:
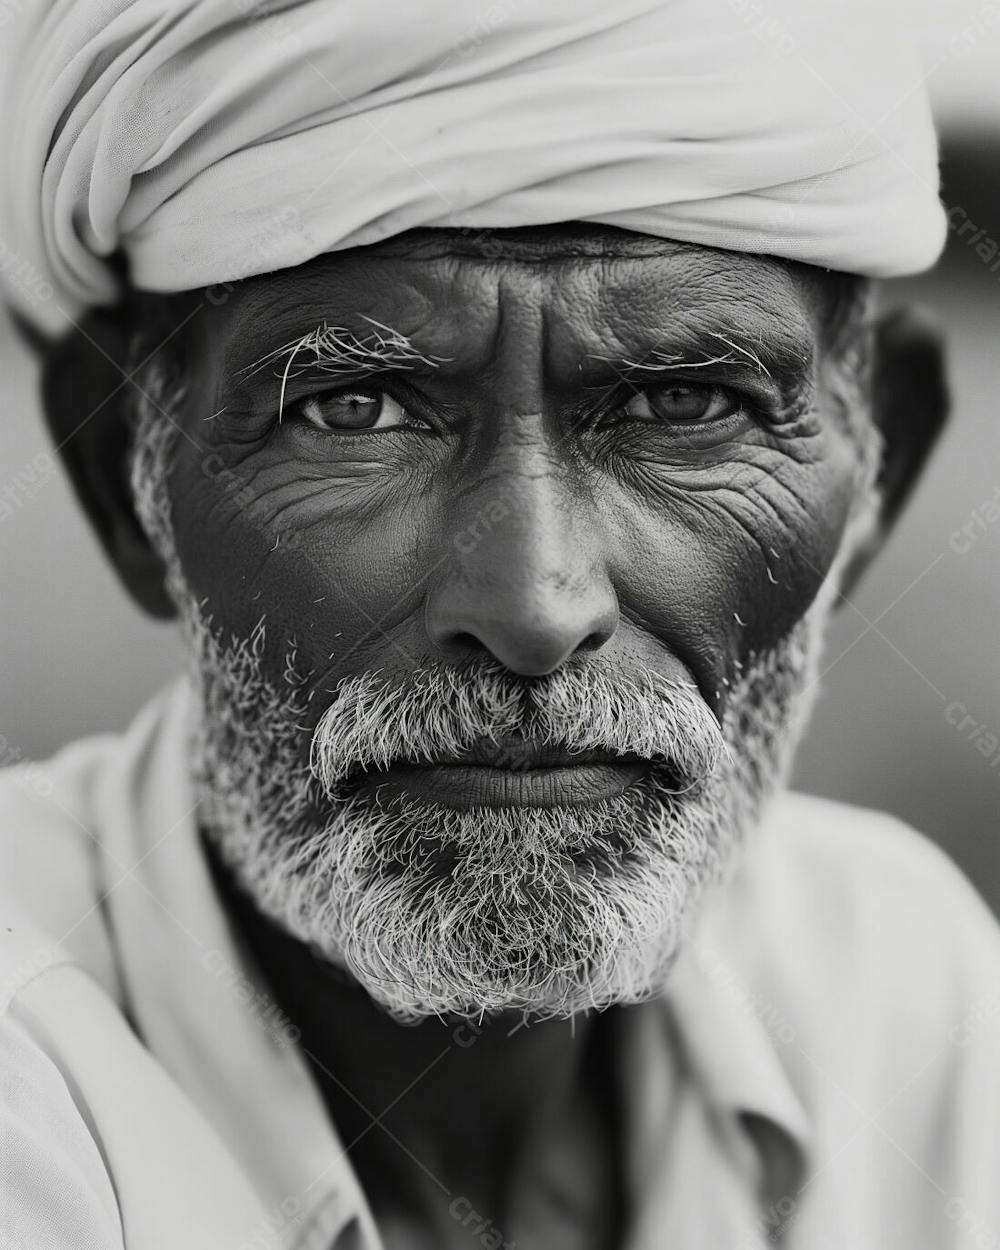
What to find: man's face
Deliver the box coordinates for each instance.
[129,227,876,1022]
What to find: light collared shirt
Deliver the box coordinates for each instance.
[2,676,999,1250]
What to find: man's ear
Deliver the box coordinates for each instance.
[38,306,176,620]
[836,306,949,603]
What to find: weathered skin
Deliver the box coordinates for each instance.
[39,224,946,1250]
[163,228,859,744]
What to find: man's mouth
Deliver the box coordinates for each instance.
[356,760,651,810]
[346,734,656,810]
[434,733,645,771]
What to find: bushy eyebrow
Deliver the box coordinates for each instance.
[235,316,453,419]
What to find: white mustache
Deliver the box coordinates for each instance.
[309,658,727,797]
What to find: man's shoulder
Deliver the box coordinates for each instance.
[0,679,190,1006]
[695,799,1000,1232]
[0,722,121,848]
[1,1001,125,1248]
[0,728,124,1008]
[758,788,997,945]
[721,790,1000,1080]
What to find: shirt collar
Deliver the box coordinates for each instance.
[665,890,813,1211]
[99,673,813,1247]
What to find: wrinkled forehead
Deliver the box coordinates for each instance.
[153,225,860,376]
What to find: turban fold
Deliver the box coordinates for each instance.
[0,0,946,338]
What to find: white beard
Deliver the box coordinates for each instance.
[129,362,877,1024]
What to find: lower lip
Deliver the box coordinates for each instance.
[355,761,652,810]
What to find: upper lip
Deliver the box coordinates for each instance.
[422,735,644,771]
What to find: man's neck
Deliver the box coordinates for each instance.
[203,833,625,1246]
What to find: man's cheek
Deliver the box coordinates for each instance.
[612,468,854,708]
[173,475,431,676]
[713,488,850,656]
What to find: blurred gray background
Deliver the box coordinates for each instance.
[2,12,999,914]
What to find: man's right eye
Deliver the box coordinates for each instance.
[291,387,424,432]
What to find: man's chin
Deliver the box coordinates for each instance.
[251,784,722,1023]
[329,913,691,1025]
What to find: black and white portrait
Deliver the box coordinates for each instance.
[1,3,998,1248]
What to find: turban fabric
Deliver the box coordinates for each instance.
[0,0,946,338]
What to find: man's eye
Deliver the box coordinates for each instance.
[621,383,742,424]
[292,388,420,432]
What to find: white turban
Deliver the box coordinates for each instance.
[0,0,946,338]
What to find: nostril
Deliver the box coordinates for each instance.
[440,630,495,664]
[576,626,614,656]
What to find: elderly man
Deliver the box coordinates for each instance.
[2,2,998,1248]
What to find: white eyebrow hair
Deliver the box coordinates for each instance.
[594,332,773,380]
[237,315,453,420]
[577,331,788,416]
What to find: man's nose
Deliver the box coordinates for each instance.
[424,436,620,676]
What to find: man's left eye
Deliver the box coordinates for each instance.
[621,383,742,424]
[293,388,421,431]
